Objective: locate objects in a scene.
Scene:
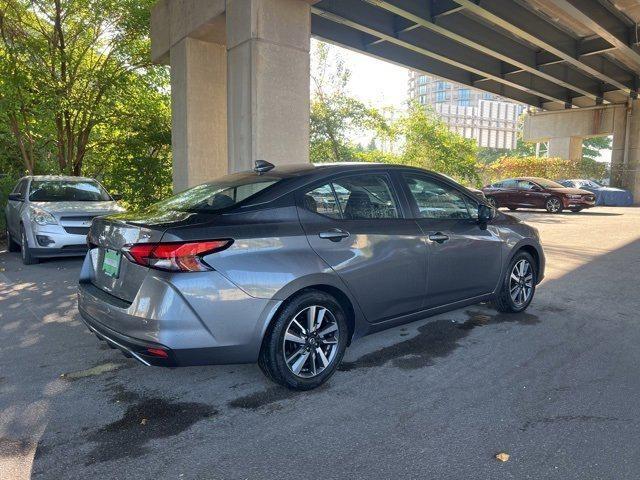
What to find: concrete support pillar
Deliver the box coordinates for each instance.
[610,105,628,188]
[548,137,583,162]
[625,99,640,203]
[170,38,227,192]
[226,0,311,173]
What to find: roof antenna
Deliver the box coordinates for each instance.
[254,160,275,174]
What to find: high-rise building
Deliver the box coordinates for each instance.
[408,72,526,150]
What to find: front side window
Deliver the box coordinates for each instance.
[403,174,471,220]
[302,174,399,220]
[29,180,111,202]
[501,180,518,189]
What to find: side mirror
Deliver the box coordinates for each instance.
[478,203,495,223]
[111,193,123,201]
[8,193,23,202]
[531,185,542,192]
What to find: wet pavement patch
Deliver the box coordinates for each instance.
[340,309,540,372]
[228,384,329,411]
[85,396,217,464]
[520,415,619,432]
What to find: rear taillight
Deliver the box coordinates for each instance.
[122,240,232,272]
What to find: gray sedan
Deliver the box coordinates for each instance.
[78,162,544,390]
[5,176,125,264]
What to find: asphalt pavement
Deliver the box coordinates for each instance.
[1,207,639,480]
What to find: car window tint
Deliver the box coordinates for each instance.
[492,181,503,188]
[403,174,470,220]
[332,174,399,220]
[518,180,535,190]
[303,184,341,219]
[502,179,517,188]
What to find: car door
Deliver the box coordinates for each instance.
[494,179,518,207]
[6,179,27,238]
[399,172,502,308]
[297,171,428,323]
[517,180,546,208]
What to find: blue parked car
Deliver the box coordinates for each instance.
[559,179,633,206]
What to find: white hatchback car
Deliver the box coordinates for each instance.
[4,176,125,264]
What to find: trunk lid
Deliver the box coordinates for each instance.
[88,209,207,302]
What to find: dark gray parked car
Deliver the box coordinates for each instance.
[78,162,545,390]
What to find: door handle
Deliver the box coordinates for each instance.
[319,228,350,242]
[428,232,449,244]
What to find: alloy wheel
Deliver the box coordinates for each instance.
[509,259,533,307]
[283,305,339,378]
[546,198,561,213]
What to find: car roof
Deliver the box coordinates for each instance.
[21,175,98,182]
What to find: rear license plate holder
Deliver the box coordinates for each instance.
[102,249,121,278]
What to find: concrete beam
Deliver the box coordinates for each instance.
[363,0,604,104]
[312,4,570,106]
[544,0,640,72]
[151,0,226,64]
[450,0,637,95]
[523,104,625,142]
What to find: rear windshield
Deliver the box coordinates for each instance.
[532,178,564,188]
[153,173,281,213]
[29,180,111,202]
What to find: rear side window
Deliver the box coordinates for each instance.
[402,174,471,220]
[153,173,280,213]
[302,174,399,220]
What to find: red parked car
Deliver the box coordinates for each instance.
[482,177,596,213]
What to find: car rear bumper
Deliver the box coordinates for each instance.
[77,253,282,367]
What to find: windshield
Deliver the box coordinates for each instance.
[532,178,564,189]
[152,174,280,213]
[29,180,112,202]
[580,180,601,189]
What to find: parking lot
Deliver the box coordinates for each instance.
[1,206,639,480]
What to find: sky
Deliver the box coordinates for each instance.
[312,39,409,110]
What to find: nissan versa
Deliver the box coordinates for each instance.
[78,162,545,390]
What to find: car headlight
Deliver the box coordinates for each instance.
[29,206,58,226]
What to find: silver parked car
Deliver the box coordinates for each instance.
[5,176,125,265]
[78,162,544,390]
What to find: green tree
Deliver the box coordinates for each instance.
[310,42,388,162]
[398,103,480,185]
[0,0,165,177]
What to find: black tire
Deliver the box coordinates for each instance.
[5,221,19,252]
[258,290,349,390]
[493,251,537,313]
[570,207,582,213]
[545,197,563,214]
[508,207,518,211]
[486,196,498,209]
[20,225,39,265]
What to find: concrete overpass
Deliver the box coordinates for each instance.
[151,0,640,198]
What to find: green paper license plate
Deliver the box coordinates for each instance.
[102,249,121,278]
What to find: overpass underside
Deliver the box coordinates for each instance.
[152,0,640,200]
